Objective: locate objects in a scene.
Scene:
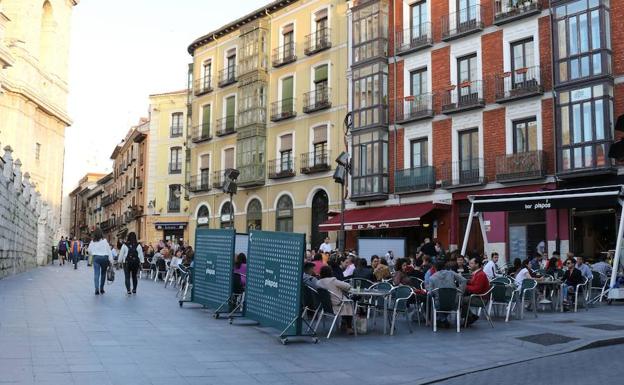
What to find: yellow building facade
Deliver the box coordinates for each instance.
[186,0,348,250]
[0,0,78,229]
[144,91,190,245]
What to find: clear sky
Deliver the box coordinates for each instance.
[63,0,269,194]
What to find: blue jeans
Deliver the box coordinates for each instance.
[93,256,109,291]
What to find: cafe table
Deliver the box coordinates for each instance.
[349,288,392,334]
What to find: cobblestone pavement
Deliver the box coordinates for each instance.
[1,263,623,385]
[433,344,624,385]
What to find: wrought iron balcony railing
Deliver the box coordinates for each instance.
[300,151,331,174]
[493,0,541,25]
[218,65,237,87]
[441,4,484,41]
[395,94,434,123]
[304,28,331,55]
[187,174,211,193]
[167,200,181,213]
[272,41,297,67]
[303,88,331,113]
[268,158,296,179]
[438,158,485,188]
[212,170,226,189]
[216,116,236,136]
[193,76,213,96]
[191,124,212,143]
[495,66,543,102]
[496,150,546,182]
[395,23,433,56]
[394,166,436,193]
[270,98,297,122]
[441,80,485,114]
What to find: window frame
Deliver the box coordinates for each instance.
[512,117,538,154]
[410,137,428,169]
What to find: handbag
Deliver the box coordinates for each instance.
[106,267,115,283]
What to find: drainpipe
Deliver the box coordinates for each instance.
[548,0,560,253]
[391,0,398,200]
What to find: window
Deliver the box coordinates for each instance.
[201,105,211,136]
[513,118,538,153]
[168,185,181,213]
[557,83,613,171]
[197,205,210,228]
[457,53,478,101]
[171,112,183,137]
[314,65,328,95]
[352,63,388,129]
[223,148,235,169]
[170,147,182,174]
[458,0,478,24]
[283,24,294,58]
[279,134,293,171]
[352,1,388,64]
[554,0,610,83]
[226,49,236,81]
[220,201,234,229]
[275,195,293,232]
[351,129,389,196]
[315,9,328,33]
[410,138,428,168]
[200,154,210,187]
[511,38,534,87]
[35,143,41,161]
[281,76,294,113]
[202,60,212,89]
[410,68,427,96]
[458,128,479,182]
[410,1,427,38]
[225,96,235,130]
[247,199,262,231]
[313,125,328,165]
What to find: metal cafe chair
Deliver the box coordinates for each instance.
[429,288,462,333]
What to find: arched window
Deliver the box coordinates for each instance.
[40,1,56,70]
[197,205,210,228]
[220,202,234,229]
[246,199,262,231]
[275,195,293,232]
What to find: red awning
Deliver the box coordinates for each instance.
[319,202,438,231]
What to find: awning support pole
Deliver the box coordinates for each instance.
[460,203,475,257]
[610,200,624,289]
[478,212,489,257]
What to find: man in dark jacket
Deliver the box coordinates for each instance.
[421,237,437,258]
[352,258,375,281]
[561,258,584,307]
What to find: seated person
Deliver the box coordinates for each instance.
[561,259,584,307]
[462,257,490,325]
[316,265,353,334]
[302,262,318,289]
[312,253,326,276]
[592,255,612,284]
[392,258,412,286]
[407,258,425,281]
[514,259,538,287]
[545,257,561,277]
[507,258,522,277]
[426,259,467,329]
[371,255,391,282]
[233,253,247,287]
[329,256,347,281]
[484,252,501,280]
[454,254,468,274]
[575,256,593,282]
[343,255,356,278]
[351,258,374,282]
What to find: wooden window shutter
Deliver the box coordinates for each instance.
[313,125,327,144]
[280,134,293,151]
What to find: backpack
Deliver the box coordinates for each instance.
[58,241,67,253]
[126,244,140,269]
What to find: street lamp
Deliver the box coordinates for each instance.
[222,168,239,229]
[333,112,353,254]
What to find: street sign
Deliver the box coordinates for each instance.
[191,228,235,308]
[244,230,305,337]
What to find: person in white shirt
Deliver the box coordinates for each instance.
[342,255,356,278]
[484,252,501,280]
[319,237,332,254]
[118,232,145,295]
[514,259,540,287]
[87,228,113,296]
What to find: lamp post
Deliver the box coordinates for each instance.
[333,113,352,254]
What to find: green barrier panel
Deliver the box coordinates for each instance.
[245,230,306,338]
[191,228,235,308]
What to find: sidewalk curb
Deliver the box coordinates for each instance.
[414,336,624,385]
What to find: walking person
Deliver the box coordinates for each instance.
[119,232,144,295]
[57,236,68,266]
[70,236,81,270]
[87,228,112,295]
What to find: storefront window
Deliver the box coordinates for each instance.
[275,195,293,232]
[246,199,262,231]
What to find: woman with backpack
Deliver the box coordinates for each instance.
[118,232,144,295]
[87,228,113,295]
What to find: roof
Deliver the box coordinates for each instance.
[149,89,187,98]
[187,0,299,55]
[319,202,444,231]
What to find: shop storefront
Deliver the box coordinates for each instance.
[155,222,188,244]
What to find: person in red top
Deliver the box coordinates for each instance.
[462,257,490,325]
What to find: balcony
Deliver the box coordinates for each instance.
[187,174,211,193]
[495,66,543,103]
[237,164,265,187]
[270,98,297,122]
[496,150,546,182]
[351,174,389,202]
[194,76,213,96]
[191,124,212,143]
[170,125,183,138]
[395,23,433,56]
[441,5,484,41]
[168,200,181,213]
[268,159,296,179]
[216,116,236,136]
[396,94,434,124]
[441,81,485,114]
[303,88,331,114]
[169,162,182,174]
[439,159,485,188]
[218,66,237,87]
[494,0,541,26]
[557,142,616,179]
[272,42,297,68]
[352,105,388,130]
[212,170,226,189]
[304,28,331,56]
[353,38,388,66]
[300,151,331,174]
[101,194,116,207]
[394,166,436,194]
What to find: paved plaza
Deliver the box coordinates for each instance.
[1,264,624,385]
